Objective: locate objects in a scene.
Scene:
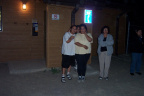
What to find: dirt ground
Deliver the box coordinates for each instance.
[0,54,144,96]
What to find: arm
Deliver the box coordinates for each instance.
[63,32,75,43]
[84,33,93,42]
[75,42,88,49]
[106,35,114,46]
[98,35,107,47]
[66,36,74,43]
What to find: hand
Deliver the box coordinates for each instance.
[83,45,88,49]
[70,36,75,40]
[104,34,107,38]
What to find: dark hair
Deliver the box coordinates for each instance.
[70,25,76,32]
[80,24,87,32]
[101,26,110,34]
[70,25,76,29]
[76,25,80,29]
[135,27,142,33]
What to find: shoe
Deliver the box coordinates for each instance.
[78,76,82,83]
[136,72,142,75]
[81,76,85,82]
[66,74,72,80]
[130,73,134,76]
[99,76,102,80]
[105,77,109,80]
[61,77,66,83]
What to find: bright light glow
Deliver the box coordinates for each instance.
[23,4,26,10]
[84,9,92,23]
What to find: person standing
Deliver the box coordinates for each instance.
[74,25,81,71]
[97,26,114,80]
[75,24,93,82]
[76,25,80,33]
[130,28,144,75]
[61,25,77,83]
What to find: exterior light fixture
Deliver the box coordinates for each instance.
[23,4,26,10]
[84,9,92,23]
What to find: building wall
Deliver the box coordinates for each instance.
[0,0,126,67]
[0,0,46,62]
[46,5,93,67]
[92,8,126,56]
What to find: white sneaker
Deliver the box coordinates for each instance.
[78,76,82,83]
[66,74,72,80]
[61,77,66,83]
[81,76,85,82]
[105,77,109,80]
[99,76,103,80]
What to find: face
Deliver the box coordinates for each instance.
[103,28,108,34]
[76,27,80,33]
[70,26,76,34]
[80,26,86,34]
[136,30,142,37]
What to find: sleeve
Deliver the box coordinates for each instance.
[106,35,114,46]
[88,33,93,43]
[63,32,69,42]
[98,35,107,47]
[131,37,139,52]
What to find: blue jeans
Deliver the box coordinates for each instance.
[130,53,143,73]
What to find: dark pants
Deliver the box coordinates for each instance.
[130,52,143,73]
[62,54,75,68]
[75,54,90,76]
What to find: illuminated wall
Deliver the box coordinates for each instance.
[0,0,46,62]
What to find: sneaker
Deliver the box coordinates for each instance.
[67,74,72,80]
[78,76,82,83]
[61,77,66,83]
[130,73,134,76]
[136,72,142,75]
[81,76,85,82]
[105,77,109,80]
[99,76,102,80]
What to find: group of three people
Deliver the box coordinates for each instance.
[61,24,144,83]
[61,24,114,83]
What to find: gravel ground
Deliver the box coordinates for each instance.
[0,54,144,96]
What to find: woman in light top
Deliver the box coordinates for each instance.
[97,26,114,80]
[61,25,77,83]
[75,24,93,82]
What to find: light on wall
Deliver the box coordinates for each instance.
[84,9,92,23]
[23,4,26,10]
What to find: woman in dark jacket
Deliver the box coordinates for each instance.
[130,28,144,75]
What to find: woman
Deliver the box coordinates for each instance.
[130,28,144,75]
[75,24,93,82]
[73,25,81,71]
[97,26,114,80]
[61,25,77,83]
[76,25,80,33]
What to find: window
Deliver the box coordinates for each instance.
[0,6,2,31]
[84,9,92,23]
